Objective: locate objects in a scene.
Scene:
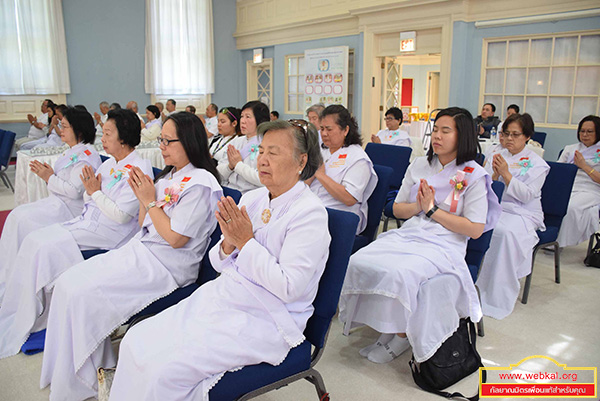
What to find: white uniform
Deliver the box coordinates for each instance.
[95,113,108,136]
[309,144,378,234]
[477,147,550,320]
[209,134,237,164]
[205,116,218,136]
[32,122,64,148]
[108,181,330,401]
[0,143,102,303]
[16,113,49,149]
[217,134,263,193]
[339,157,501,362]
[375,128,411,147]
[0,151,153,360]
[141,118,162,142]
[39,164,222,400]
[557,142,600,247]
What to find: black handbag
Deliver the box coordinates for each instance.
[409,318,485,401]
[584,233,600,268]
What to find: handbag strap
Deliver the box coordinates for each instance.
[409,319,487,401]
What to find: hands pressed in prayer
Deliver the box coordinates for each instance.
[215,196,254,253]
[93,112,101,124]
[492,153,510,182]
[416,179,435,213]
[30,160,54,183]
[227,145,243,170]
[370,134,381,144]
[80,165,102,195]
[140,119,146,129]
[27,114,36,124]
[128,166,155,205]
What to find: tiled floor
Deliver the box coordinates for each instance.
[0,162,599,400]
[0,163,16,211]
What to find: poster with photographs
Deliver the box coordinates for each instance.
[303,46,349,110]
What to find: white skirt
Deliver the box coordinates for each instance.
[40,239,182,401]
[557,191,599,247]
[109,272,292,401]
[0,195,76,303]
[477,212,539,320]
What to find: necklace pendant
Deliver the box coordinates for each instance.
[261,208,271,224]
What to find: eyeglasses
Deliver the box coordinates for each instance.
[579,129,595,135]
[157,136,181,146]
[288,119,309,136]
[384,117,397,121]
[500,131,523,139]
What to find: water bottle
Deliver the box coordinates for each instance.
[490,127,497,142]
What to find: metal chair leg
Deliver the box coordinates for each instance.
[553,242,560,284]
[477,318,485,337]
[383,216,389,232]
[522,245,540,305]
[305,369,328,400]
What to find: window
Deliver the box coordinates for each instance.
[145,0,214,96]
[0,0,70,95]
[285,50,355,115]
[481,31,600,127]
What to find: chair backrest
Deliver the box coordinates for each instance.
[196,186,243,284]
[532,132,547,147]
[99,154,110,163]
[0,130,16,168]
[359,165,393,242]
[152,166,162,178]
[305,208,358,349]
[474,153,485,167]
[541,161,577,229]
[364,142,412,190]
[464,180,505,275]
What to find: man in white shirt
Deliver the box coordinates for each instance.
[162,99,176,122]
[204,103,218,137]
[93,101,110,133]
[17,99,54,149]
[126,101,144,122]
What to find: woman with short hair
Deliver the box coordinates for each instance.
[477,113,550,320]
[217,100,270,193]
[340,107,501,364]
[557,115,600,247]
[308,105,377,234]
[0,107,101,304]
[371,107,411,147]
[140,105,163,142]
[0,109,153,360]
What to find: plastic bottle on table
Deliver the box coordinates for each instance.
[490,127,497,142]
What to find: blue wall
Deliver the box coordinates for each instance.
[449,16,600,160]
[239,34,364,126]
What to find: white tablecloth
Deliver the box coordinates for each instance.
[15,147,165,206]
[478,139,545,159]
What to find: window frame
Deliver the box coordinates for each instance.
[479,29,600,129]
[284,54,305,115]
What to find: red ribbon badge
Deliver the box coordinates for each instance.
[182,177,191,183]
[84,149,91,156]
[339,154,347,159]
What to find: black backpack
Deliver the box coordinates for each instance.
[409,318,486,400]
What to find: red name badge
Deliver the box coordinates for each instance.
[520,157,529,161]
[124,164,132,169]
[339,154,347,159]
[182,177,191,183]
[463,166,474,173]
[84,149,91,156]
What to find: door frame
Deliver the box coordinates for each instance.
[246,58,273,110]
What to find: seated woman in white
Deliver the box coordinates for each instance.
[33,104,69,148]
[0,107,101,304]
[140,104,162,142]
[371,106,411,147]
[108,120,330,400]
[39,112,223,400]
[209,106,241,164]
[217,100,270,193]
[339,107,501,364]
[0,109,153,360]
[557,115,600,247]
[307,105,378,234]
[477,113,550,320]
[19,104,57,151]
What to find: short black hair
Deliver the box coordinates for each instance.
[107,109,141,148]
[577,115,600,144]
[427,107,478,166]
[146,105,161,120]
[209,103,218,113]
[64,107,96,144]
[242,100,270,128]
[186,105,196,114]
[483,103,496,113]
[502,113,535,139]
[507,104,520,114]
[55,104,68,117]
[110,102,121,110]
[155,112,220,183]
[220,107,241,135]
[44,99,55,108]
[271,111,279,118]
[167,99,176,107]
[321,104,362,147]
[385,107,403,124]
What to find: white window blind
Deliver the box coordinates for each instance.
[0,0,70,95]
[145,0,214,95]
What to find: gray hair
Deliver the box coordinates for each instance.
[99,101,109,108]
[306,103,325,117]
[257,120,322,181]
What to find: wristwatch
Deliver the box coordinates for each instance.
[426,205,439,218]
[145,200,157,212]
